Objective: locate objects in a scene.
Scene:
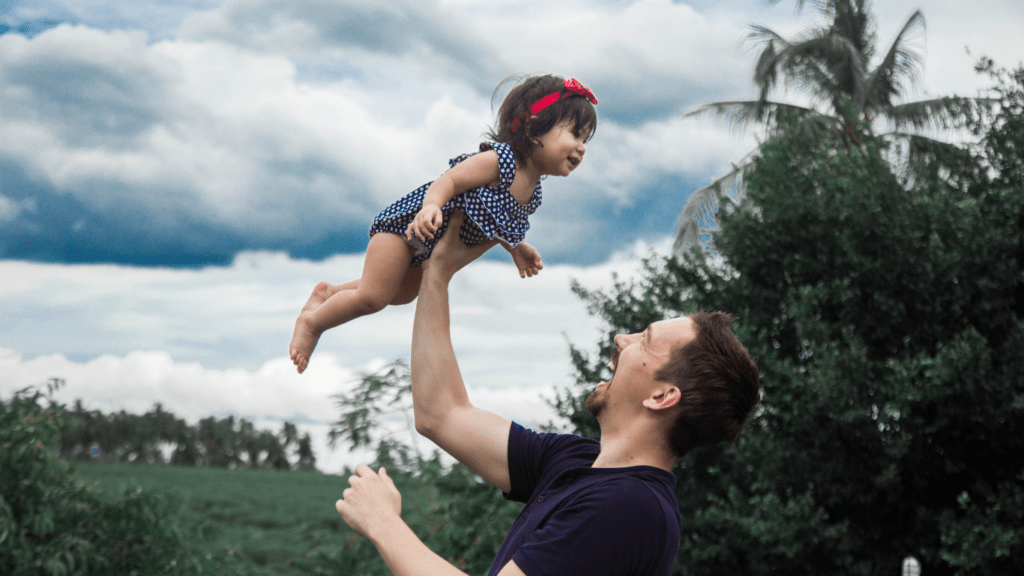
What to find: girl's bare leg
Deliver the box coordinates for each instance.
[289,234,417,373]
[298,279,359,318]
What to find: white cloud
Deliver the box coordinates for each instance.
[0,346,563,472]
[0,195,35,221]
[574,117,759,204]
[0,240,674,472]
[0,239,668,400]
[0,25,489,242]
[0,237,664,372]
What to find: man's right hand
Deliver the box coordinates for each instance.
[422,211,497,279]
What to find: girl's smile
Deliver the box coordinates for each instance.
[534,121,588,177]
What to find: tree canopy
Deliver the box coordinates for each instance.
[55,393,317,471]
[675,0,989,256]
[559,61,1024,575]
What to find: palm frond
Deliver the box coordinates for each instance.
[765,33,869,111]
[864,10,925,109]
[683,100,818,134]
[881,132,980,190]
[749,26,791,103]
[884,96,994,132]
[673,149,759,259]
[749,25,790,47]
[830,0,874,60]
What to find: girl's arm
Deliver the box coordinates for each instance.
[503,241,543,278]
[406,150,500,242]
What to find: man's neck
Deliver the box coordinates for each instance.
[591,424,676,472]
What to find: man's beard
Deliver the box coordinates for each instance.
[585,388,606,418]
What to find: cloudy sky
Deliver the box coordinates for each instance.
[2,0,1021,472]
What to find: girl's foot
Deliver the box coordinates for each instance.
[289,311,322,374]
[288,282,333,374]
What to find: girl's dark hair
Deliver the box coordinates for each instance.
[486,74,598,165]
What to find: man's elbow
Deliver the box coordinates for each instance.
[413,400,468,441]
[413,410,440,440]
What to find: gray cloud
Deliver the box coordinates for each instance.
[0,0,1018,268]
[2,27,181,148]
[181,0,505,88]
[0,26,402,255]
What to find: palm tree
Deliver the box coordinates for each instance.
[674,0,989,257]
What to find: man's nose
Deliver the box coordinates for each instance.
[613,334,627,349]
[614,333,637,349]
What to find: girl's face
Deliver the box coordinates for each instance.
[532,120,590,177]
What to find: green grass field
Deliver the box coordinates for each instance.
[72,460,520,575]
[72,461,367,575]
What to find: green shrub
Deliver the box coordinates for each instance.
[290,361,522,575]
[1,380,232,575]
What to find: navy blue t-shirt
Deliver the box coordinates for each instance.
[486,422,682,576]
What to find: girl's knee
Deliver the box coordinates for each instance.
[354,289,390,314]
[391,291,418,306]
[391,268,423,305]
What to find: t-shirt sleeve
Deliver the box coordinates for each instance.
[505,422,598,504]
[511,479,671,576]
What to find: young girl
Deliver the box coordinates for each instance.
[289,74,598,373]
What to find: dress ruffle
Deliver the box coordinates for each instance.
[368,142,541,265]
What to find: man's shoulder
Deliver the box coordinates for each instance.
[579,470,682,529]
[505,423,600,503]
[583,470,676,504]
[510,422,600,460]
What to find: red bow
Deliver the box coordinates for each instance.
[528,78,598,115]
[561,78,598,105]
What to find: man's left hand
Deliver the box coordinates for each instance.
[336,464,402,540]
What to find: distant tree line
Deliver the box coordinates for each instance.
[54,386,317,471]
[1,380,234,575]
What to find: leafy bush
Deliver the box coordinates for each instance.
[559,64,1024,575]
[1,380,232,575]
[293,361,521,576]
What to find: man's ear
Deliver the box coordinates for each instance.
[642,385,680,411]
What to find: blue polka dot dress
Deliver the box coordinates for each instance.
[369,142,542,265]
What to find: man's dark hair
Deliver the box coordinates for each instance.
[656,311,760,457]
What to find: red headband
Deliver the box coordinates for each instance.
[531,78,598,114]
[512,78,598,130]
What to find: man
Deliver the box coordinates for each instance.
[336,212,761,576]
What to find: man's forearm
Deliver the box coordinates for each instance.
[407,212,511,492]
[410,266,470,434]
[370,517,470,576]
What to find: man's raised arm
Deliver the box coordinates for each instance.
[411,212,512,493]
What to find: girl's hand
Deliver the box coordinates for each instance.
[406,205,443,242]
[510,242,543,278]
[335,465,402,540]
